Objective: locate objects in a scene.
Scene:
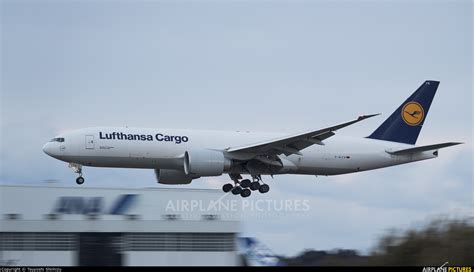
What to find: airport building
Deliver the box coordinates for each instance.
[0,185,241,266]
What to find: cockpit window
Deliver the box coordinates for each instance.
[50,137,65,142]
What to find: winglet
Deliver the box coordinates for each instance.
[358,113,381,121]
[313,113,380,135]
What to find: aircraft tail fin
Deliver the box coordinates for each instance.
[367,80,439,144]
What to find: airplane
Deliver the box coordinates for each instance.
[43,80,462,197]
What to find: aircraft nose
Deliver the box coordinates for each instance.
[43,143,53,156]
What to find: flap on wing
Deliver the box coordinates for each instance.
[387,142,462,155]
[226,114,379,156]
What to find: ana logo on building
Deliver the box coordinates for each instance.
[53,194,138,215]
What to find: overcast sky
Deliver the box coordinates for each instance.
[1,0,472,256]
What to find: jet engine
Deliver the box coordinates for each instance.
[184,149,231,176]
[155,169,196,184]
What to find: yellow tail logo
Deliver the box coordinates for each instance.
[402,102,424,126]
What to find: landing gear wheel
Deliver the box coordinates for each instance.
[259,184,270,194]
[250,181,260,191]
[240,188,251,198]
[231,186,243,195]
[76,176,85,185]
[222,183,233,193]
[240,179,251,188]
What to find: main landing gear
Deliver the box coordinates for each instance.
[69,163,85,185]
[222,174,270,197]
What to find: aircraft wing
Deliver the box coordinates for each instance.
[226,114,380,156]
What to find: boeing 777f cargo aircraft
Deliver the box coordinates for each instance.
[43,81,461,197]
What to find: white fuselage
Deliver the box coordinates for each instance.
[42,127,437,176]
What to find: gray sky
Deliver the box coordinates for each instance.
[1,0,472,256]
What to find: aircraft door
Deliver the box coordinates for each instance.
[85,135,95,149]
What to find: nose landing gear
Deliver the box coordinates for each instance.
[69,163,85,185]
[76,176,85,185]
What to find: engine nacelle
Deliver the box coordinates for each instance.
[184,149,230,176]
[155,169,196,184]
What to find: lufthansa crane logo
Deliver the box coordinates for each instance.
[402,102,424,126]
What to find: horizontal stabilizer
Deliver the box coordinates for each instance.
[387,142,462,155]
